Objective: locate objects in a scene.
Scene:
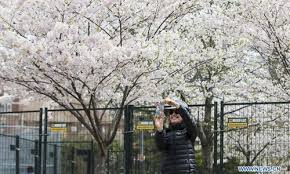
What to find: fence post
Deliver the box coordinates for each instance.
[106,146,110,174]
[92,143,95,174]
[89,140,94,174]
[213,102,218,174]
[71,147,75,174]
[38,108,43,174]
[43,108,48,174]
[219,101,224,174]
[15,135,20,174]
[124,105,133,174]
[34,140,39,174]
[54,144,58,174]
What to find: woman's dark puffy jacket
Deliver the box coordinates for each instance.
[155,106,197,174]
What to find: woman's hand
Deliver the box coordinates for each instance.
[163,97,180,108]
[154,115,164,132]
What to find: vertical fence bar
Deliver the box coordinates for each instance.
[43,108,48,174]
[16,135,20,174]
[213,102,218,174]
[106,148,110,174]
[219,101,224,174]
[38,108,43,174]
[54,144,58,174]
[34,140,39,174]
[90,140,94,174]
[71,147,75,174]
[124,105,133,174]
[140,130,144,174]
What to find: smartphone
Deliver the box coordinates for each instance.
[155,102,164,117]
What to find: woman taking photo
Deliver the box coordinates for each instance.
[154,97,198,174]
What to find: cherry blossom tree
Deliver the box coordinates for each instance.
[0,0,288,173]
[0,0,201,172]
[240,0,290,96]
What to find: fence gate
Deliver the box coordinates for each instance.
[131,106,160,174]
[45,108,96,174]
[219,101,290,173]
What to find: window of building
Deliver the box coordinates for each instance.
[0,103,12,112]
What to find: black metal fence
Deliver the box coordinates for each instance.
[220,101,290,174]
[0,107,124,174]
[0,101,289,174]
[0,110,41,174]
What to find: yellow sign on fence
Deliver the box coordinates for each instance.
[136,125,154,130]
[50,123,67,133]
[50,127,67,133]
[227,117,248,128]
[136,121,154,130]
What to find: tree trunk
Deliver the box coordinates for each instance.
[94,148,108,174]
[201,144,213,174]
